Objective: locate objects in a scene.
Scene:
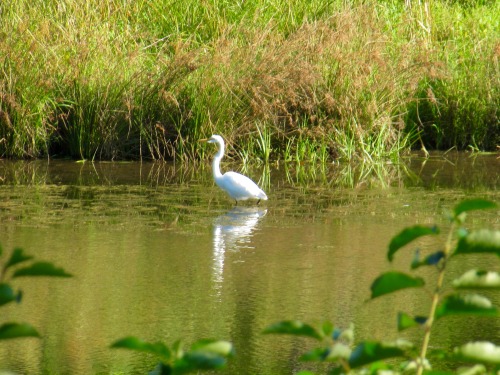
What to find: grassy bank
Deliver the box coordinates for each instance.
[0,0,498,161]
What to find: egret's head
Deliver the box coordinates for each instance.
[207,135,223,144]
[199,135,225,156]
[199,134,224,146]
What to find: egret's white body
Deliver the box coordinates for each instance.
[205,135,268,204]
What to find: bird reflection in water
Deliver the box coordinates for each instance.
[212,207,267,294]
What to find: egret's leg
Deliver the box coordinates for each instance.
[257,199,261,205]
[235,199,238,206]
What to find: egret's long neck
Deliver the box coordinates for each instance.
[212,141,224,179]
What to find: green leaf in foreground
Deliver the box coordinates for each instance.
[335,323,354,344]
[12,262,72,278]
[262,321,323,340]
[388,225,439,261]
[4,248,34,270]
[453,341,500,365]
[411,250,445,270]
[397,312,427,331]
[454,229,500,257]
[0,283,20,306]
[452,270,500,289]
[453,199,497,219]
[300,347,331,362]
[370,272,425,299]
[300,342,351,362]
[435,294,498,319]
[173,340,234,372]
[190,339,234,357]
[0,322,40,340]
[176,351,227,372]
[321,321,334,338]
[110,336,171,360]
[348,340,412,368]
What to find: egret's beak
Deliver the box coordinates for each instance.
[199,138,208,143]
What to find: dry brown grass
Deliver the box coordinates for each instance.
[182,5,438,158]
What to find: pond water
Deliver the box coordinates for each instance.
[0,153,498,374]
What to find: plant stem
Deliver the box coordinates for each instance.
[417,222,456,375]
[339,358,350,373]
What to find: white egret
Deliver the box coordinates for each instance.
[201,135,268,205]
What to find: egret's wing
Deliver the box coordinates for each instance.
[221,172,267,200]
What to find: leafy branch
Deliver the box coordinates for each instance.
[0,245,72,341]
[263,198,499,374]
[110,337,234,374]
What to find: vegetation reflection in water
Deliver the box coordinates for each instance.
[0,154,497,239]
[0,154,498,374]
[1,151,497,194]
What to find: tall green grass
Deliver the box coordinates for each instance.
[0,0,498,161]
[404,1,500,152]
